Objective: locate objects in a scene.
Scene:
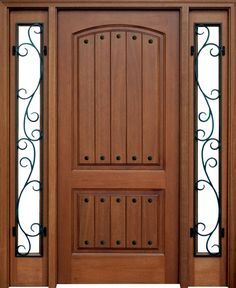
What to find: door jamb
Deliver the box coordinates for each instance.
[0,2,10,288]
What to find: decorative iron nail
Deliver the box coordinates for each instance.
[116,155,121,161]
[148,39,153,44]
[84,155,89,160]
[132,198,137,203]
[116,240,121,245]
[84,39,89,44]
[100,198,105,203]
[100,240,105,245]
[132,35,137,40]
[84,198,89,203]
[148,155,153,161]
[132,156,137,161]
[148,240,153,245]
[100,35,104,40]
[84,240,89,245]
[132,240,137,245]
[100,155,105,160]
[116,34,121,39]
[116,198,121,203]
[148,198,153,203]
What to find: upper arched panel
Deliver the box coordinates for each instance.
[72,24,165,40]
[72,24,165,167]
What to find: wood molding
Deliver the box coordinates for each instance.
[1,0,236,4]
[0,0,235,8]
[179,5,191,288]
[48,6,58,288]
[189,10,228,286]
[0,3,9,288]
[228,4,236,287]
[0,3,235,287]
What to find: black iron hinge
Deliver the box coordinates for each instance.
[191,46,195,56]
[12,226,17,237]
[220,46,226,56]
[13,226,47,237]
[221,228,225,238]
[43,227,47,237]
[12,45,17,56]
[43,46,47,56]
[190,227,195,238]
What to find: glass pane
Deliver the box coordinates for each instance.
[16,24,44,256]
[194,24,222,256]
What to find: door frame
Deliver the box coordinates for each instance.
[0,1,235,287]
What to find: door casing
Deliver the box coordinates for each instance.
[0,1,236,288]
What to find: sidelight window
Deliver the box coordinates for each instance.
[193,24,223,256]
[15,24,45,256]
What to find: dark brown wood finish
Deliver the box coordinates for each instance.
[58,10,179,283]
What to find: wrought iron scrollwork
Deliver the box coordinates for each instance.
[16,24,44,256]
[193,24,222,256]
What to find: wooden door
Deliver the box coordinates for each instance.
[58,10,179,283]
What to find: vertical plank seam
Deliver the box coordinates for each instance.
[125,31,128,163]
[94,34,96,163]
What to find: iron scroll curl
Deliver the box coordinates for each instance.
[16,23,44,256]
[193,24,222,256]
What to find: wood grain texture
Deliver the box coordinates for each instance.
[194,258,221,285]
[48,6,57,288]
[142,34,161,165]
[1,0,236,5]
[189,11,228,286]
[228,4,236,288]
[111,31,127,164]
[142,195,158,249]
[2,3,234,288]
[179,5,191,288]
[58,10,179,283]
[127,32,142,164]
[74,28,163,167]
[95,32,111,164]
[95,195,110,248]
[79,195,95,248]
[74,191,163,252]
[111,195,126,248]
[0,2,234,288]
[71,254,165,283]
[0,3,9,288]
[9,10,48,286]
[126,196,142,248]
[78,34,95,164]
